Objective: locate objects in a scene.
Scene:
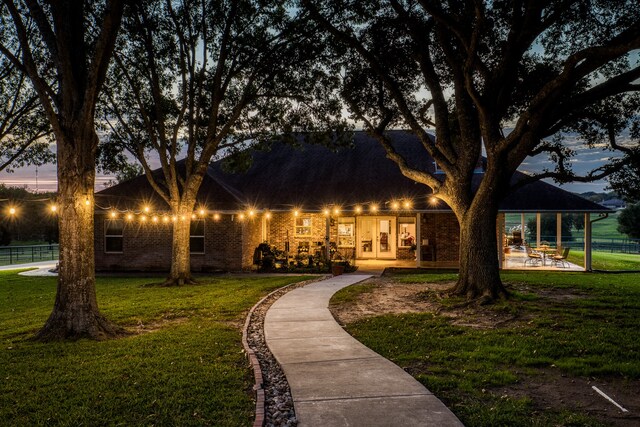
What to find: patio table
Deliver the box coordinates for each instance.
[534,246,556,266]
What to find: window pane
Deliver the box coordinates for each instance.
[190,220,204,236]
[105,237,123,253]
[190,237,205,253]
[106,219,123,235]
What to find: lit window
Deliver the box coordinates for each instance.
[295,217,312,237]
[338,217,355,248]
[190,220,205,254]
[105,219,124,253]
[398,217,416,247]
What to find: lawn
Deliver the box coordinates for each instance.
[567,249,640,271]
[331,271,640,427]
[0,271,309,426]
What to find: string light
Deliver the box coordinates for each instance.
[143,205,150,213]
[355,206,362,214]
[248,209,255,217]
[110,211,117,218]
[50,204,58,213]
[293,209,299,217]
[172,215,177,222]
[140,215,147,222]
[9,207,16,215]
[199,208,205,216]
[370,204,378,212]
[265,212,271,220]
[213,213,221,221]
[239,213,245,220]
[323,208,330,216]
[152,216,158,223]
[391,201,400,210]
[126,213,133,221]
[85,197,90,206]
[403,200,412,209]
[333,207,340,215]
[191,213,197,220]
[163,216,169,223]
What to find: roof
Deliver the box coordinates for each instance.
[96,130,610,214]
[95,161,243,212]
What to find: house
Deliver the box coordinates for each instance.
[94,131,609,272]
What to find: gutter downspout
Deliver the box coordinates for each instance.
[585,213,609,272]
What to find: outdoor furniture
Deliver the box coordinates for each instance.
[551,247,570,268]
[512,231,523,249]
[534,244,556,265]
[524,245,542,266]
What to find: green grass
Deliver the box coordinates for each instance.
[567,249,640,270]
[331,271,640,427]
[0,271,310,426]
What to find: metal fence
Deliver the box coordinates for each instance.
[0,244,59,265]
[542,236,640,254]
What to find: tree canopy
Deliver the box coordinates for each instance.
[617,202,640,239]
[101,0,344,285]
[302,0,640,299]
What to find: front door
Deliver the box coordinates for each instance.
[357,216,395,259]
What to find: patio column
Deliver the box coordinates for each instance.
[416,213,421,267]
[556,212,562,248]
[585,213,592,271]
[520,213,525,244]
[536,213,541,247]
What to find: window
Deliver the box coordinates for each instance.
[295,217,312,237]
[105,219,123,253]
[398,217,416,247]
[338,217,355,247]
[190,220,205,254]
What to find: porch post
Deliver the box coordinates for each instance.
[536,213,541,247]
[585,213,592,271]
[498,213,504,269]
[416,213,421,267]
[520,213,525,244]
[556,212,562,248]
[325,216,331,261]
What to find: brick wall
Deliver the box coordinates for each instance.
[420,212,460,266]
[94,213,246,272]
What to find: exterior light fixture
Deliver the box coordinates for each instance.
[143,205,150,213]
[265,212,271,220]
[355,206,362,214]
[430,196,439,205]
[239,213,245,220]
[126,213,133,221]
[391,201,400,210]
[199,208,205,216]
[110,211,117,218]
[50,204,58,213]
[191,213,197,219]
[323,208,330,216]
[180,215,187,221]
[163,216,169,223]
[370,204,378,212]
[141,215,147,222]
[85,197,90,206]
[293,210,299,217]
[333,208,340,215]
[249,209,255,217]
[9,207,16,215]
[152,216,159,223]
[403,201,411,209]
[172,215,177,222]
[213,213,221,221]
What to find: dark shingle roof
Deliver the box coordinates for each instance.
[97,130,609,214]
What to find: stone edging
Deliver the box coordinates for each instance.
[242,276,329,427]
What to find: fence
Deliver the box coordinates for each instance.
[540,236,640,254]
[0,244,59,266]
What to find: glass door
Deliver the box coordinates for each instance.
[357,217,395,259]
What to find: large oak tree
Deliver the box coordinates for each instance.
[303,0,640,300]
[0,0,125,339]
[102,0,343,285]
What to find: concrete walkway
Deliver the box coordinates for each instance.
[264,274,463,426]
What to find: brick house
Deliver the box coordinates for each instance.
[94,131,608,272]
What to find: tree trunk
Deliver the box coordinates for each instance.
[164,203,197,286]
[36,132,121,340]
[451,201,508,300]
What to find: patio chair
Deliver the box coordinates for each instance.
[551,247,570,268]
[512,231,523,249]
[524,245,542,266]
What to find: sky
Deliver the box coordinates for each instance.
[0,132,622,195]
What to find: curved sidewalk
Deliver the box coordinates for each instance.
[264,274,463,426]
